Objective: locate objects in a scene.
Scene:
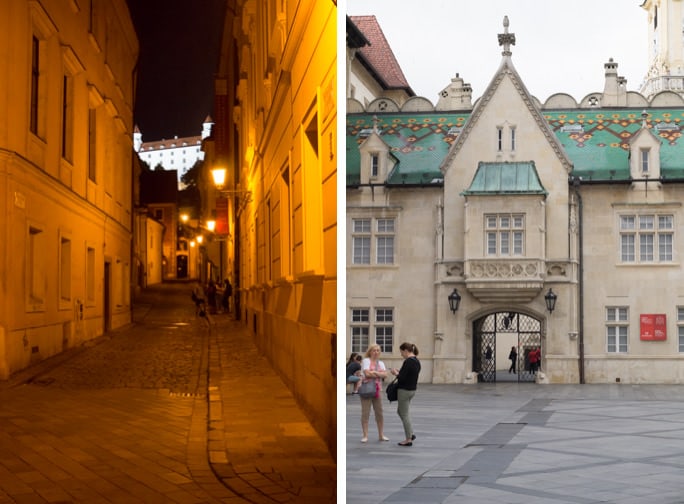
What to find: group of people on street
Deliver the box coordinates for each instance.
[192,279,232,316]
[508,345,541,374]
[346,342,421,447]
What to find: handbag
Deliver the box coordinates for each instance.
[386,378,399,402]
[359,379,376,398]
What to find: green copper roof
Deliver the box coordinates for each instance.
[347,114,468,185]
[545,109,684,180]
[461,162,547,195]
[347,109,684,185]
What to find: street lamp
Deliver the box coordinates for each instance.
[211,167,227,189]
[448,288,461,314]
[206,220,216,232]
[545,288,557,313]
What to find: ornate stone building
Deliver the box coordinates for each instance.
[0,1,138,378]
[347,6,684,385]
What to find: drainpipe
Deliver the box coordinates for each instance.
[572,176,585,384]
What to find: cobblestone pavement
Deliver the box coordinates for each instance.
[0,282,335,503]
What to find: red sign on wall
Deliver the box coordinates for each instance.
[640,313,667,341]
[216,197,228,235]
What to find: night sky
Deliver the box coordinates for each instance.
[126,0,226,141]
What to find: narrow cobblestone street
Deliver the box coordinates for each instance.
[0,282,335,503]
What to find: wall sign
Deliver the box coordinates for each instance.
[640,313,666,341]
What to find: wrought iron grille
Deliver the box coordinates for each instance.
[472,312,541,383]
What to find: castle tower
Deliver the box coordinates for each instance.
[201,115,213,139]
[133,125,143,152]
[640,0,684,99]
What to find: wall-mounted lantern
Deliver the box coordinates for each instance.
[448,288,461,314]
[545,288,557,313]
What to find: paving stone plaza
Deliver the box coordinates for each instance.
[346,382,684,503]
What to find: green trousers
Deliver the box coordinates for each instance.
[396,388,416,439]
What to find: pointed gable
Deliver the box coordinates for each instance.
[440,17,572,176]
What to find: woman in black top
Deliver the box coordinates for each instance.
[390,342,421,446]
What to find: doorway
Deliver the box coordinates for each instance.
[472,311,542,383]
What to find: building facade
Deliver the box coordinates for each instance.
[207,0,337,455]
[347,6,684,385]
[0,0,138,379]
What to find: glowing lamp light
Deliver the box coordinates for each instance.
[180,213,189,223]
[211,167,227,189]
[196,235,203,244]
[206,220,216,232]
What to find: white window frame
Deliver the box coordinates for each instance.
[376,218,395,265]
[485,213,524,256]
[606,306,629,353]
[374,307,394,353]
[351,217,396,265]
[352,218,371,264]
[350,308,370,353]
[619,214,674,263]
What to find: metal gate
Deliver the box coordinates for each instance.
[473,312,542,383]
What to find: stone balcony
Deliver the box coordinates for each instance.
[445,258,547,303]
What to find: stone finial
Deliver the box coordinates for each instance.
[498,15,516,56]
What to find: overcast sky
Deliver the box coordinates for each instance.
[346,0,649,103]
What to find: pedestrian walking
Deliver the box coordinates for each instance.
[206,280,217,314]
[222,279,232,313]
[528,347,540,374]
[508,346,517,373]
[390,342,421,447]
[359,344,390,443]
[192,282,206,316]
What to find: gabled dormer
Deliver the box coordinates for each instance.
[629,111,662,190]
[358,118,394,184]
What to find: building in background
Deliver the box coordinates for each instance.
[347,4,684,386]
[139,170,180,281]
[0,0,138,379]
[204,0,337,456]
[134,117,213,188]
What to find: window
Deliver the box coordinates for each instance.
[511,127,516,151]
[86,246,95,304]
[29,35,47,137]
[375,308,394,353]
[61,73,74,161]
[352,219,371,264]
[27,225,46,310]
[88,108,97,182]
[376,219,395,264]
[620,214,673,263]
[486,214,524,256]
[678,307,684,353]
[350,308,370,353]
[60,236,72,302]
[350,307,395,353]
[606,307,628,353]
[497,127,503,151]
[640,148,649,174]
[351,217,395,265]
[370,154,379,177]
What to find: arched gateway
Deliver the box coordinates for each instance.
[473,312,542,383]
